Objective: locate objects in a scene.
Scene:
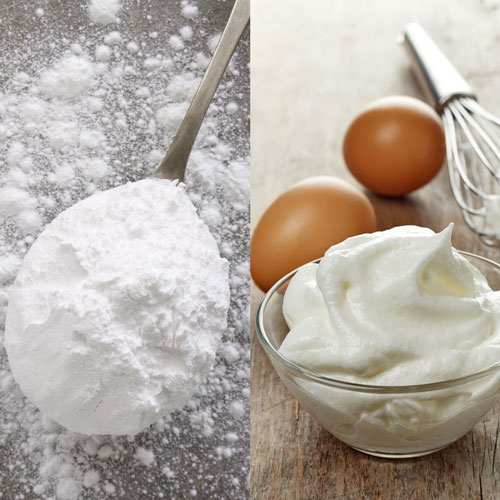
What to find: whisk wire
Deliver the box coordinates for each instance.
[462,98,500,127]
[449,100,498,181]
[455,102,500,180]
[444,110,483,216]
[403,23,500,245]
[444,105,486,199]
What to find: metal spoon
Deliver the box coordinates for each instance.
[154,0,250,181]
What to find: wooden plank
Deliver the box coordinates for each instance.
[250,0,500,498]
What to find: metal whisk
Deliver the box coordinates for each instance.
[403,23,500,247]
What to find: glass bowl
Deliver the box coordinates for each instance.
[255,251,500,458]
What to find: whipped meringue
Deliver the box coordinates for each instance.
[281,224,500,385]
[277,225,500,454]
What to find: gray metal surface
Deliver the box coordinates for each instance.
[155,0,249,181]
[0,1,250,499]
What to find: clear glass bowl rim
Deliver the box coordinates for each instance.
[255,250,500,394]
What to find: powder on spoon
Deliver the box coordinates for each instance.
[0,0,249,496]
[4,178,230,435]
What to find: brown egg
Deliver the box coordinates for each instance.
[343,96,445,196]
[251,176,376,292]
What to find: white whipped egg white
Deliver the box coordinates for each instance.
[281,224,500,385]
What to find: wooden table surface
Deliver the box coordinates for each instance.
[250,0,500,498]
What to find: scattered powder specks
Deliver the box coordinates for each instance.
[195,51,211,69]
[162,465,175,478]
[0,186,36,218]
[208,33,222,54]
[82,469,100,488]
[87,96,104,112]
[226,432,239,443]
[103,482,116,494]
[0,1,249,498]
[166,72,200,101]
[97,445,114,459]
[79,129,106,149]
[181,3,199,20]
[56,477,81,500]
[222,343,241,363]
[88,0,121,25]
[169,34,185,51]
[103,31,122,45]
[157,102,189,135]
[16,208,43,234]
[82,439,99,456]
[144,56,161,69]
[229,401,246,419]
[95,44,112,61]
[0,254,21,282]
[52,164,75,185]
[39,55,96,100]
[126,41,139,53]
[226,101,239,114]
[180,26,193,40]
[135,447,156,466]
[77,157,110,180]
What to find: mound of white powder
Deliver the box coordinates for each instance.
[5,179,230,436]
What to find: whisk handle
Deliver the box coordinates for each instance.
[402,23,475,113]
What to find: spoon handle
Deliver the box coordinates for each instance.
[154,0,250,181]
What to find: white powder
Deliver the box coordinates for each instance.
[208,33,222,54]
[95,44,112,62]
[169,35,185,51]
[226,101,239,114]
[229,401,245,419]
[103,483,116,494]
[79,130,106,149]
[44,121,79,150]
[0,1,249,498]
[76,157,109,180]
[180,26,193,40]
[5,179,230,435]
[82,469,100,488]
[166,73,200,101]
[39,56,96,100]
[16,209,43,234]
[157,102,190,135]
[0,255,22,284]
[222,343,241,363]
[226,432,239,443]
[0,186,36,218]
[56,477,80,500]
[88,0,121,25]
[87,96,104,112]
[97,445,114,459]
[104,31,122,45]
[135,446,156,466]
[126,41,139,53]
[181,3,199,19]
